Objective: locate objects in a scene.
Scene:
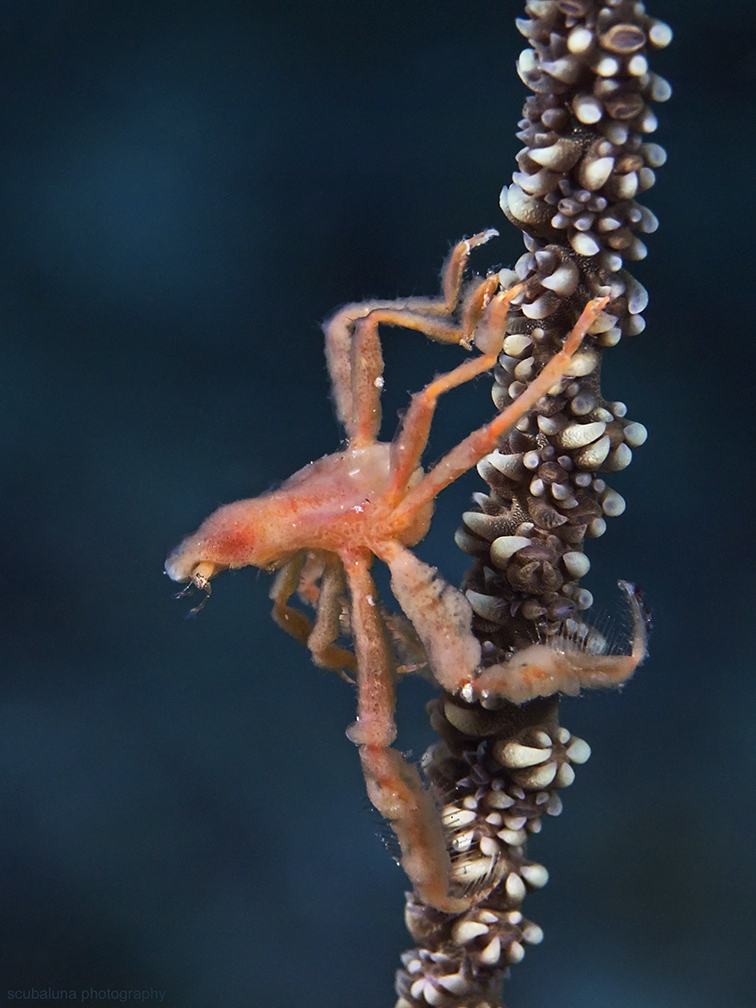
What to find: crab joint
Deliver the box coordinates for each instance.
[171,560,225,618]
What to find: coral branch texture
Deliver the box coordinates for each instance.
[394,3,670,1006]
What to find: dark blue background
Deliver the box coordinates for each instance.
[0,1,753,1005]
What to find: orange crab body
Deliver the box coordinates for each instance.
[165,443,433,582]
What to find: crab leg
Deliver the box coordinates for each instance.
[270,554,312,646]
[389,296,609,530]
[374,539,480,695]
[347,274,499,448]
[467,581,649,704]
[305,557,356,675]
[385,284,522,503]
[341,548,470,914]
[270,553,355,673]
[323,230,499,444]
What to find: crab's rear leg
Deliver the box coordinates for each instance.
[341,548,471,914]
[323,229,498,445]
[385,284,523,504]
[346,272,500,448]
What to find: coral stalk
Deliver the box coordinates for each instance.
[394,3,670,1006]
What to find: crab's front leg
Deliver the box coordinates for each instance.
[270,553,356,674]
[341,548,471,914]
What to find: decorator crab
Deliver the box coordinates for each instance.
[166,231,621,911]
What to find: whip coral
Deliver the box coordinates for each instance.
[167,1,670,1004]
